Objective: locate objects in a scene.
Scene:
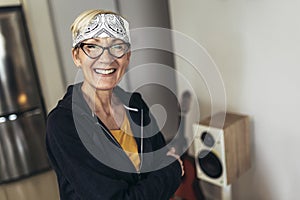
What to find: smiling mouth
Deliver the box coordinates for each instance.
[94,68,116,75]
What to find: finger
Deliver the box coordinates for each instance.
[167,152,180,160]
[166,149,175,156]
[169,147,176,154]
[167,154,184,176]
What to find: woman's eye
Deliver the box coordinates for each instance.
[86,44,97,49]
[111,44,124,50]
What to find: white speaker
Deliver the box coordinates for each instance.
[193,112,251,187]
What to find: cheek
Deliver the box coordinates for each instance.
[120,62,129,74]
[117,57,129,72]
[123,55,130,70]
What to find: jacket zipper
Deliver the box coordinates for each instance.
[123,105,144,175]
[139,109,144,175]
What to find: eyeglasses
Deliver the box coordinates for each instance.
[78,42,130,59]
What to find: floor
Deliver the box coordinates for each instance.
[0,170,59,200]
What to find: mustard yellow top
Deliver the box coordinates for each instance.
[110,114,140,171]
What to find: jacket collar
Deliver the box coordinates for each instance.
[58,83,150,126]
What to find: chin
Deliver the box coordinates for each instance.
[94,83,117,91]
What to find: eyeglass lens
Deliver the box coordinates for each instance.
[80,43,130,59]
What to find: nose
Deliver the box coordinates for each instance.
[98,48,115,64]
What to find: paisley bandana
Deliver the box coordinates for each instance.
[73,13,130,47]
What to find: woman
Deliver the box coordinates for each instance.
[46,9,184,200]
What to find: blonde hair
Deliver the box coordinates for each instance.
[70,9,123,42]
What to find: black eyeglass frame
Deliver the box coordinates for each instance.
[77,42,131,59]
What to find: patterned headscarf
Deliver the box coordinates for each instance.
[72,13,130,47]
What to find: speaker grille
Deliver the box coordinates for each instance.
[198,150,223,179]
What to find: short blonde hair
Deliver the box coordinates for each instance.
[70,9,123,43]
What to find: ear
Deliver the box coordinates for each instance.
[72,48,81,67]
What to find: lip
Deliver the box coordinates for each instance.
[93,68,117,75]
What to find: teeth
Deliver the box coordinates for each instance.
[94,69,115,75]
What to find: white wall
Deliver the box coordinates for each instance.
[169,0,300,199]
[0,0,20,7]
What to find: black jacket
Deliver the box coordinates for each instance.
[46,83,182,200]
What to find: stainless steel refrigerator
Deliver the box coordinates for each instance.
[0,6,50,183]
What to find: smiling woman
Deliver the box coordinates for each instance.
[72,36,131,91]
[45,9,184,200]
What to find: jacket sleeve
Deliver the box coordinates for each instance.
[46,108,182,200]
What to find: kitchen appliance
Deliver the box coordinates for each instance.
[0,6,50,183]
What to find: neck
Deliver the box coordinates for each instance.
[81,83,114,115]
[80,82,124,125]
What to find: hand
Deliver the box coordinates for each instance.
[166,147,185,176]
